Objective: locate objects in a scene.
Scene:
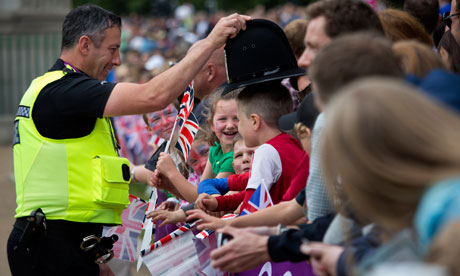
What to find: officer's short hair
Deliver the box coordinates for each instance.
[62,4,121,50]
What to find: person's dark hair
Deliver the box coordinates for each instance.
[438,30,460,74]
[237,81,293,128]
[283,19,309,58]
[305,0,384,39]
[433,21,447,48]
[309,32,403,104]
[62,4,122,50]
[404,0,440,35]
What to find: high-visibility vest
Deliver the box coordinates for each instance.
[13,67,130,224]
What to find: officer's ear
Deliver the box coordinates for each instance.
[79,35,91,56]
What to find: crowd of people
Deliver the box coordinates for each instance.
[7,0,460,275]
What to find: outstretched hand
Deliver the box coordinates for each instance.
[147,209,186,228]
[157,200,177,211]
[186,209,226,231]
[195,193,219,212]
[210,226,270,273]
[300,242,343,276]
[206,13,252,49]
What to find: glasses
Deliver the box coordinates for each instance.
[443,11,460,29]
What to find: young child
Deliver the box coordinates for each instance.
[147,134,255,227]
[191,81,306,215]
[150,90,239,202]
[157,128,211,211]
[187,121,311,231]
[196,134,255,196]
[128,104,178,186]
[142,103,177,153]
[184,128,210,186]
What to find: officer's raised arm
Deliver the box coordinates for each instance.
[104,13,252,117]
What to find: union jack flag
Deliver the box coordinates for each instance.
[240,181,274,216]
[139,82,195,268]
[193,233,227,276]
[176,82,195,133]
[175,112,199,160]
[103,195,147,262]
[112,115,152,164]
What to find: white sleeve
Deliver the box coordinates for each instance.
[246,143,282,190]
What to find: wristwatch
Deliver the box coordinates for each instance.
[130,167,136,182]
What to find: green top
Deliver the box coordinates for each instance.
[208,142,235,175]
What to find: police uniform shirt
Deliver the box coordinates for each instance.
[33,59,116,139]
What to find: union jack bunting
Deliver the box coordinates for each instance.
[103,195,147,262]
[240,181,274,216]
[175,112,199,160]
[143,230,201,275]
[193,233,227,276]
[195,213,238,240]
[141,222,196,256]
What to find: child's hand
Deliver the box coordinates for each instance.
[195,193,218,212]
[158,200,177,211]
[156,152,178,179]
[234,202,243,214]
[150,171,178,195]
[149,169,162,187]
[186,209,227,231]
[147,209,186,227]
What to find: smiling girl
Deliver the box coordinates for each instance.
[150,89,239,202]
[201,90,240,180]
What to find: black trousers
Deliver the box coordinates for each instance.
[7,219,103,276]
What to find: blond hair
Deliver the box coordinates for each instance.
[321,78,460,233]
[392,40,445,78]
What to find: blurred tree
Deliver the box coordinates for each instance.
[73,0,151,15]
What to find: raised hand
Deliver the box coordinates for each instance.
[149,169,162,188]
[206,13,252,49]
[156,152,179,179]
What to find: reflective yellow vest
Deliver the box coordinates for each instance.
[13,67,130,224]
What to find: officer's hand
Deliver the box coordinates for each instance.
[206,13,252,49]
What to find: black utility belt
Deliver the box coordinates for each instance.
[15,218,103,240]
[15,213,118,263]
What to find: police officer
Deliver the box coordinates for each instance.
[7,4,250,275]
